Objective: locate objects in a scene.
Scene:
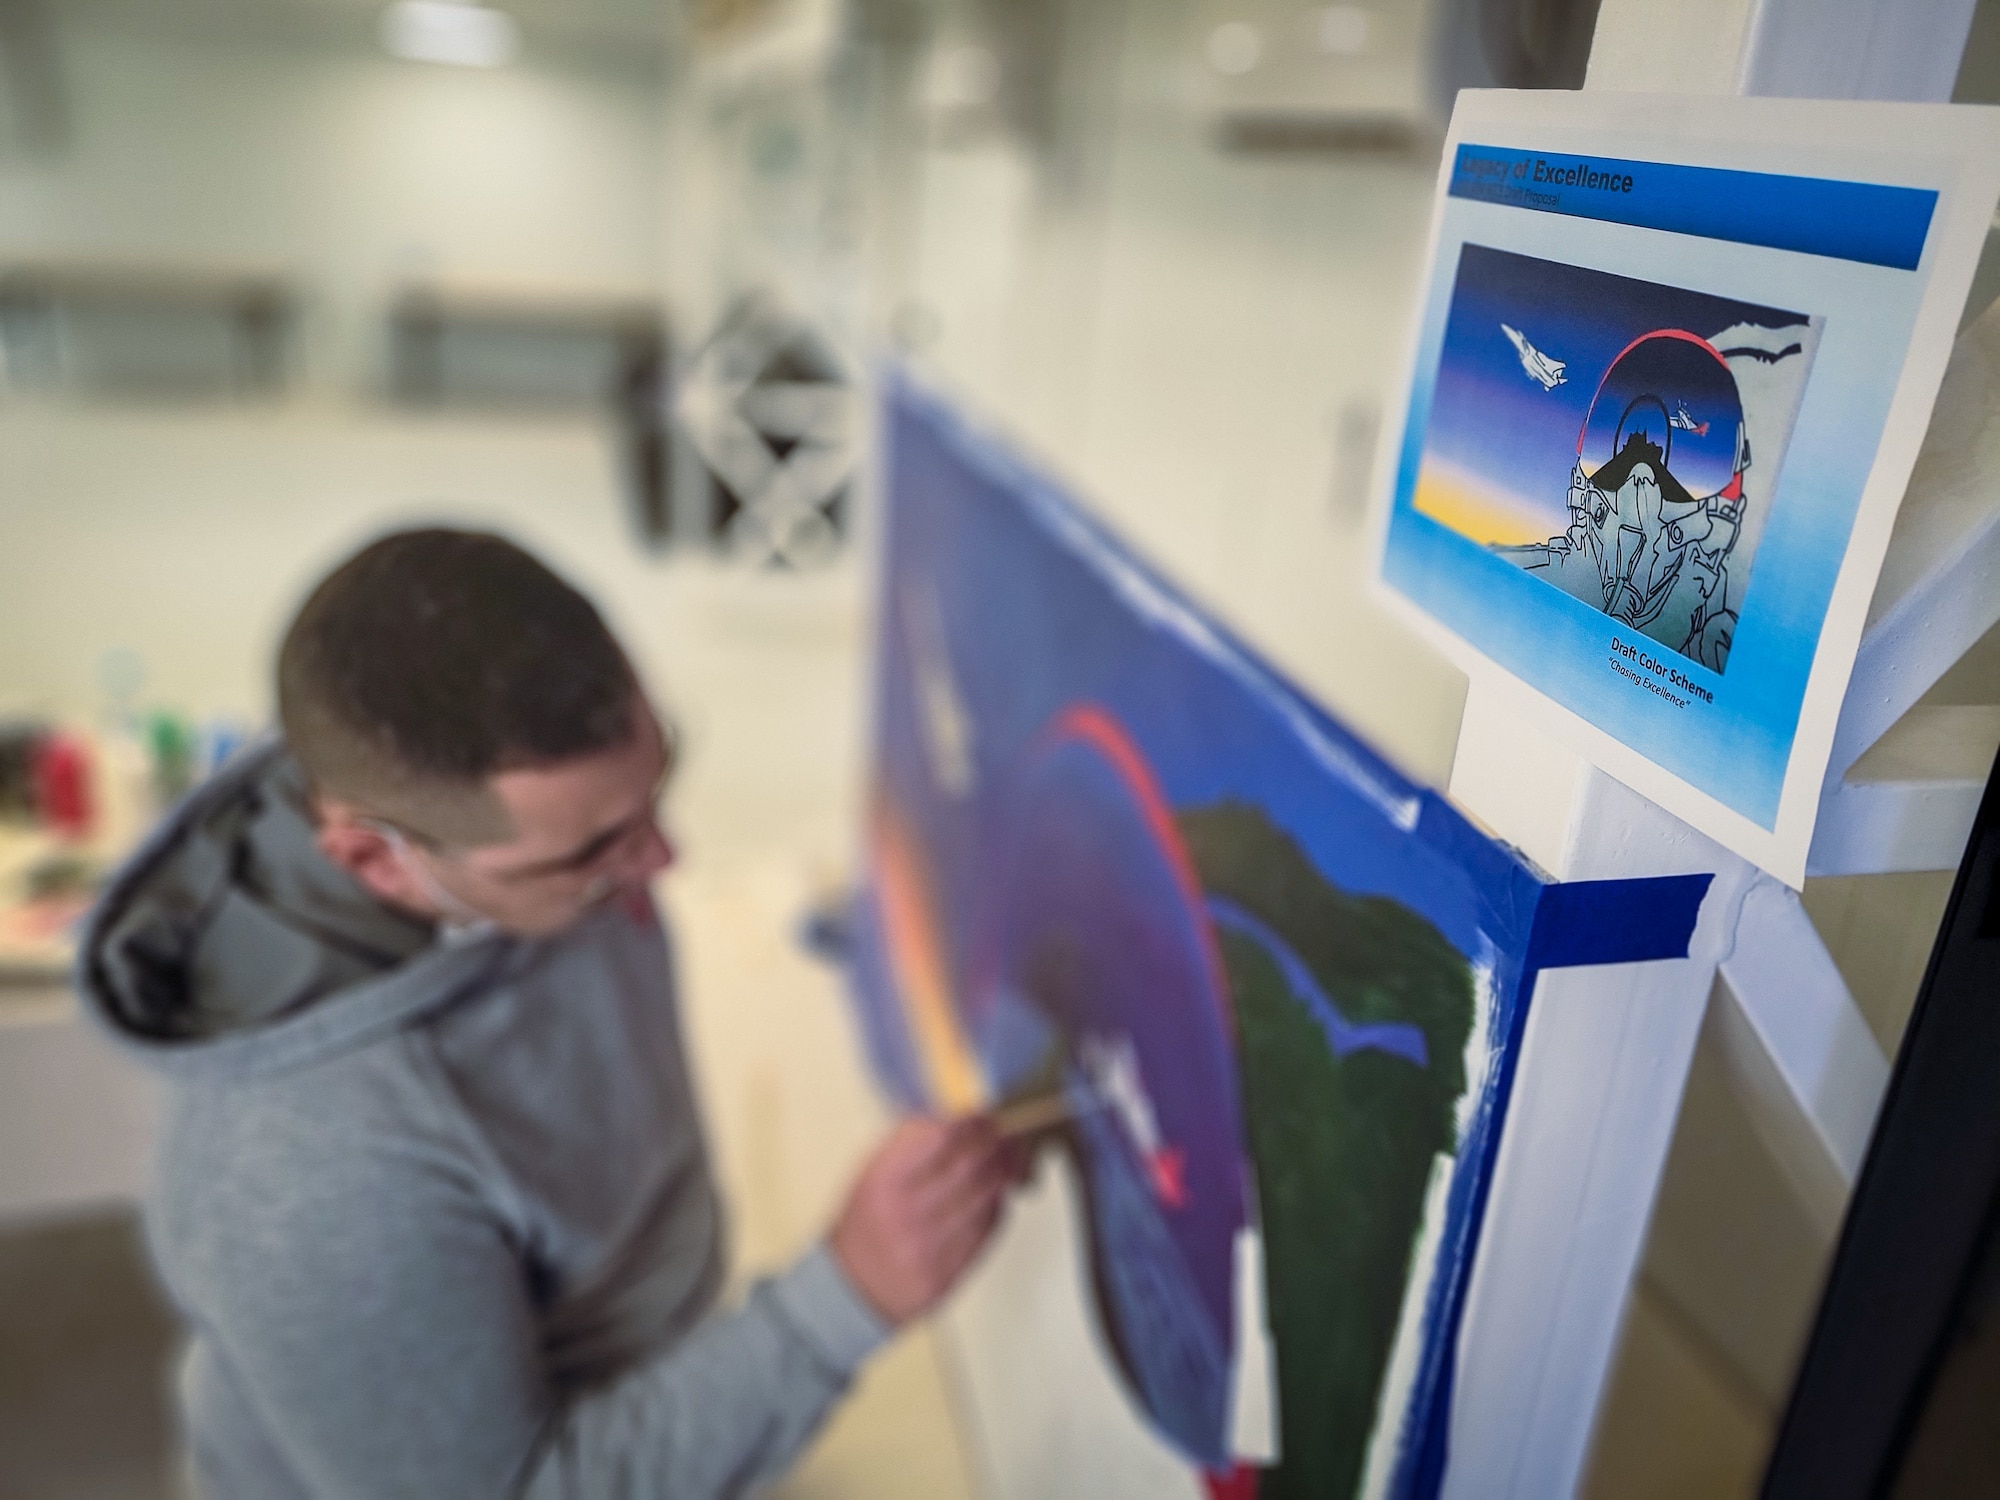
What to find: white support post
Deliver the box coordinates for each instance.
[1442,682,1901,1496]
[1736,0,1977,102]
[1445,700,1896,1499]
[1811,301,2000,874]
[1442,1,1980,1494]
[1714,882,1890,1226]
[1444,685,1767,1498]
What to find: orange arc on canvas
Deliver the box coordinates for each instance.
[870,792,987,1114]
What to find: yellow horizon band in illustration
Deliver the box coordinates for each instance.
[1412,459,1557,548]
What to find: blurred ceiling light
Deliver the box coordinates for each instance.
[1318,5,1371,55]
[923,44,1002,111]
[380,0,520,68]
[1205,21,1262,76]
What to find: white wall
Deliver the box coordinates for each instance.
[0,20,987,1495]
[670,0,1467,782]
[0,15,666,392]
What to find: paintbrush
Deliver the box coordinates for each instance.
[991,1090,1084,1139]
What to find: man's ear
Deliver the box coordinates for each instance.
[313,800,437,918]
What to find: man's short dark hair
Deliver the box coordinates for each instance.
[278,528,636,844]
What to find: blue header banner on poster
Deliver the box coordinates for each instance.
[1448,144,1938,270]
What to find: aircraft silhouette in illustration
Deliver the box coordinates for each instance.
[1671,401,1710,436]
[1079,1032,1188,1209]
[1501,324,1566,390]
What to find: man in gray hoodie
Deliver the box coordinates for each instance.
[81,528,1014,1498]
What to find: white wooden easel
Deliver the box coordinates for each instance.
[1441,1,1998,1495]
[936,3,2000,1497]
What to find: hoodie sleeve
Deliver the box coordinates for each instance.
[524,1243,890,1500]
[157,1075,889,1500]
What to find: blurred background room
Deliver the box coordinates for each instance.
[2,0,1999,1496]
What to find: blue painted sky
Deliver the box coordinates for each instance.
[876,385,1544,984]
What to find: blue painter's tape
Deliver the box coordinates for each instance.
[1449,144,1937,271]
[1402,867,1715,1499]
[1526,873,1715,973]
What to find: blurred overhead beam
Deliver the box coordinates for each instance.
[0,0,65,154]
[1739,0,1978,101]
[1586,0,1978,99]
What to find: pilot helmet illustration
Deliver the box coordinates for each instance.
[1576,330,1749,508]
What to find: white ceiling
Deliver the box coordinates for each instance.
[52,0,677,70]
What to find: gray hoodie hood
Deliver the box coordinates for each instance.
[82,742,512,1081]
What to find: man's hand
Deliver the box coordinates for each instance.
[829,1114,1017,1327]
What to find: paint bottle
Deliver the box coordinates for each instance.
[147,711,196,807]
[201,718,249,781]
[87,724,156,859]
[32,732,94,839]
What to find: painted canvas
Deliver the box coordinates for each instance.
[848,375,1710,1499]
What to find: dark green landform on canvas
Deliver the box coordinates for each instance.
[1179,802,1474,1500]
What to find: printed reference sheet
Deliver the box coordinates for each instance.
[1373,90,2000,883]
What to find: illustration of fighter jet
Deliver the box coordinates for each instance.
[1501,324,1566,389]
[1080,1033,1187,1209]
[1671,401,1709,436]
